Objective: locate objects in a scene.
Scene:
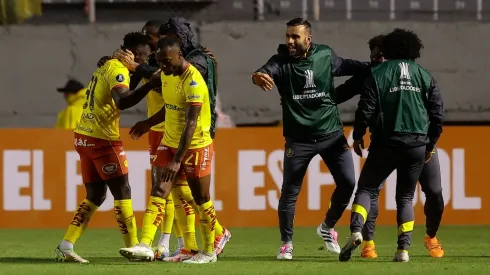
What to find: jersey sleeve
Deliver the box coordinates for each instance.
[184,72,207,105]
[107,65,130,90]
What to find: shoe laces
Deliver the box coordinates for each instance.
[279,244,293,254]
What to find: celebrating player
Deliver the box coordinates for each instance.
[119,35,219,264]
[112,17,230,261]
[54,32,154,263]
[339,28,444,263]
[252,18,367,260]
[334,34,445,259]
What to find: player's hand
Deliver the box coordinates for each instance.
[252,72,275,91]
[129,120,151,140]
[425,149,435,163]
[113,49,138,72]
[97,56,111,68]
[162,160,181,182]
[202,46,216,60]
[353,139,365,157]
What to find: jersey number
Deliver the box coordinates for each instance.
[83,76,98,110]
[184,152,200,166]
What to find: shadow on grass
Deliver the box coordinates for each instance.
[0,257,138,265]
[219,255,394,263]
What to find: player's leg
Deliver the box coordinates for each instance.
[277,139,316,260]
[317,133,356,254]
[339,146,396,262]
[155,191,173,260]
[393,146,425,262]
[119,145,175,261]
[360,190,380,259]
[171,197,185,256]
[145,130,173,260]
[55,139,106,263]
[174,180,230,256]
[94,142,138,249]
[419,149,445,258]
[181,144,219,264]
[170,188,185,256]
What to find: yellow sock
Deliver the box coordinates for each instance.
[214,218,224,237]
[140,196,166,246]
[63,199,98,245]
[114,199,139,247]
[162,193,174,235]
[175,185,198,251]
[171,189,183,239]
[197,200,217,254]
[362,240,375,247]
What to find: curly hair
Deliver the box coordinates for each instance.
[368,34,385,51]
[380,28,423,60]
[122,32,151,50]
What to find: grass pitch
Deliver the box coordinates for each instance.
[0,226,489,274]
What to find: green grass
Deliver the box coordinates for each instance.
[0,226,489,274]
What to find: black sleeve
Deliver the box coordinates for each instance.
[254,54,282,82]
[331,50,369,77]
[353,72,378,141]
[187,54,208,79]
[332,72,365,104]
[129,74,143,90]
[426,77,444,152]
[134,63,160,79]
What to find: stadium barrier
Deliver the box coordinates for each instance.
[0,127,487,228]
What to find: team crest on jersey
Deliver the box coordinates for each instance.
[116,74,125,82]
[102,163,117,174]
[190,80,198,88]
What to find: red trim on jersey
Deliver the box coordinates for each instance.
[112,84,128,89]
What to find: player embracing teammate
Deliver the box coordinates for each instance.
[55,17,229,264]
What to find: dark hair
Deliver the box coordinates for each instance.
[368,34,385,51]
[144,19,164,29]
[122,32,150,50]
[286,17,311,31]
[381,28,423,60]
[157,35,183,51]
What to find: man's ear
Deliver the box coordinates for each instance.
[306,34,312,43]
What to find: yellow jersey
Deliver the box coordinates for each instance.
[55,88,86,130]
[75,59,130,140]
[143,77,166,132]
[161,64,212,149]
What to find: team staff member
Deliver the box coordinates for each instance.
[252,17,367,260]
[339,28,444,263]
[55,32,153,263]
[120,36,220,264]
[334,34,445,259]
[55,79,86,130]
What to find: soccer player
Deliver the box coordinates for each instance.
[113,17,231,261]
[119,35,219,264]
[339,28,444,263]
[334,34,445,259]
[251,18,367,260]
[54,32,154,263]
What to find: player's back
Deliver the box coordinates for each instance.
[75,59,130,141]
[162,64,212,149]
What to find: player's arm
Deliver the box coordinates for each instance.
[111,69,161,110]
[173,80,206,162]
[252,54,282,91]
[332,70,367,104]
[331,50,369,77]
[426,77,444,152]
[353,72,378,142]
